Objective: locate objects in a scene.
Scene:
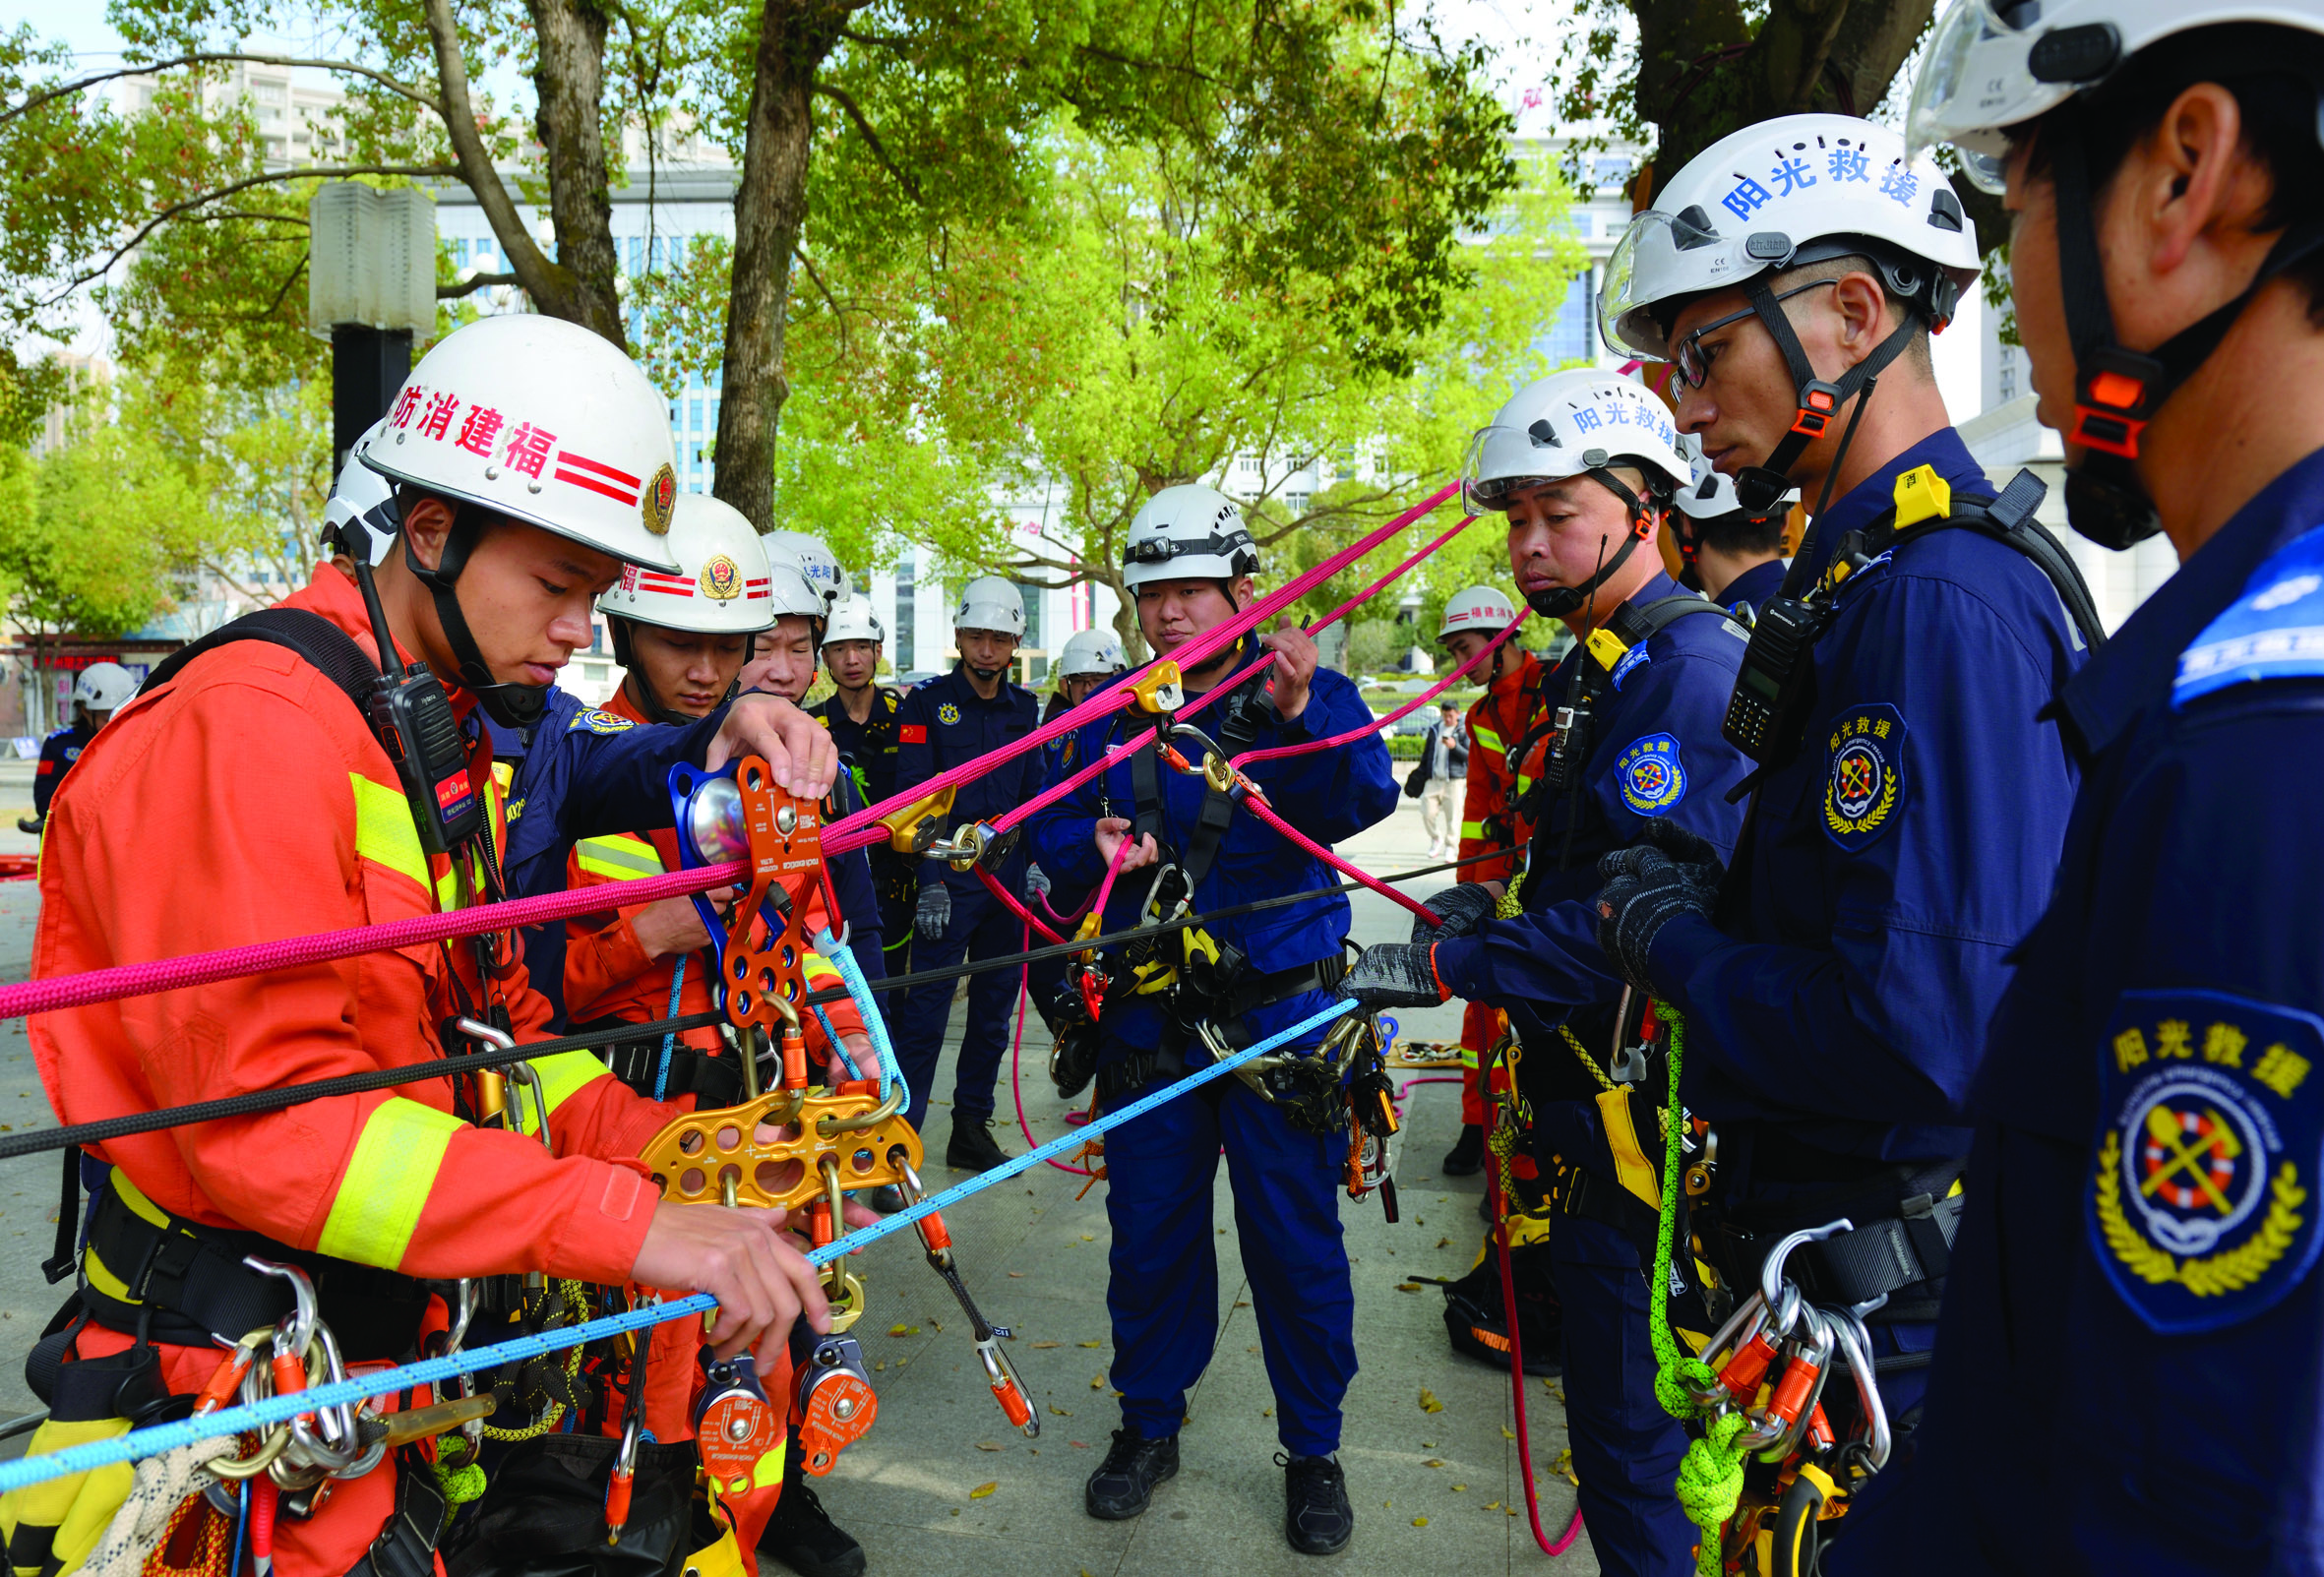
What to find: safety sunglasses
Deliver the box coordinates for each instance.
[1673,279,1836,390]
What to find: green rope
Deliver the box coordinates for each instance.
[1645,1002,1749,1577]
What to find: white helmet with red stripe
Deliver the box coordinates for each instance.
[1437,585,1520,644]
[356,315,682,573]
[598,495,781,636]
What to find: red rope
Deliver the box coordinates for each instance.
[1008,923,1096,1177]
[974,866,1069,947]
[1493,1166,1586,1558]
[1235,608,1529,767]
[1241,796,1442,927]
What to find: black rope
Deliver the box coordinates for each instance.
[0,849,1512,1164]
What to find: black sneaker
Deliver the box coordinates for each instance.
[1084,1428,1179,1520]
[861,1183,906,1215]
[759,1478,866,1577]
[1281,1452,1354,1555]
[1441,1124,1486,1177]
[948,1117,1009,1172]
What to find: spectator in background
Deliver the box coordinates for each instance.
[23,662,139,833]
[1415,699,1468,861]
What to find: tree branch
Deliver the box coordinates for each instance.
[811,82,922,204]
[420,0,567,313]
[38,164,458,306]
[1,52,442,128]
[792,244,852,356]
[437,270,523,299]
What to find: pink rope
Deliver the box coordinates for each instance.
[0,857,748,1022]
[1008,922,1096,1177]
[822,482,1462,857]
[1235,608,1530,767]
[1394,1073,1463,1102]
[974,866,1068,947]
[1240,797,1442,928]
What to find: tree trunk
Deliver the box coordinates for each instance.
[1106,571,1147,665]
[526,0,626,347]
[713,2,855,529]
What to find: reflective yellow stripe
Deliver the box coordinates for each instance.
[804,951,842,986]
[576,834,665,881]
[1471,724,1503,753]
[524,1050,612,1129]
[350,774,428,888]
[317,1098,463,1268]
[1460,820,1487,838]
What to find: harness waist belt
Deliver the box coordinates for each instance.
[1790,1190,1966,1307]
[79,1170,427,1361]
[580,1020,744,1107]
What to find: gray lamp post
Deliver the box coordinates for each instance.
[307,184,438,474]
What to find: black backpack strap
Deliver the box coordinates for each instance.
[1860,469,2109,653]
[141,607,382,718]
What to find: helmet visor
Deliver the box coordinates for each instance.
[1460,422,1584,515]
[1904,0,2061,191]
[1598,208,1784,360]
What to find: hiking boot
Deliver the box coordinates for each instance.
[948,1116,1009,1172]
[861,1183,907,1215]
[759,1478,865,1577]
[1281,1452,1354,1555]
[1085,1428,1179,1520]
[1440,1123,1486,1177]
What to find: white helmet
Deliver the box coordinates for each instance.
[357,315,681,574]
[73,662,138,713]
[1437,585,1520,643]
[953,576,1025,637]
[766,531,848,612]
[1904,0,2322,550]
[1598,115,1980,363]
[756,541,833,630]
[1058,628,1128,678]
[1461,370,1693,516]
[326,421,398,567]
[1123,485,1261,590]
[824,594,885,646]
[597,495,781,637]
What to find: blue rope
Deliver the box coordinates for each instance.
[0,997,1354,1495]
[653,953,687,1103]
[816,930,898,1104]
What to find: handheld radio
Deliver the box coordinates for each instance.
[348,544,487,858]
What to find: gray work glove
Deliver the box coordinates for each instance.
[1593,843,1718,989]
[916,879,950,944]
[1025,862,1052,902]
[1337,942,1449,1009]
[1409,881,1500,944]
[1600,818,1728,890]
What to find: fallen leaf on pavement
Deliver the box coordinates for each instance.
[970,1483,998,1499]
[1419,1388,1443,1414]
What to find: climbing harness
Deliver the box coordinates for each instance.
[1642,1006,1893,1577]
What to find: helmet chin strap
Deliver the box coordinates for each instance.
[1733,277,1922,516]
[1524,468,1660,619]
[2046,103,2324,551]
[608,616,710,728]
[404,506,551,730]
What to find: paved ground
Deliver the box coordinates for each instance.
[0,775,1601,1574]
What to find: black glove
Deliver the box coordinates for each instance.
[1600,818,1729,889]
[916,879,950,943]
[1409,881,1500,943]
[1593,847,1717,988]
[1337,942,1449,1008]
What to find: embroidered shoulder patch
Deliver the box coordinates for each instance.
[1615,733,1685,817]
[568,708,635,734]
[938,701,962,726]
[1611,644,1650,693]
[2089,990,2324,1335]
[2174,523,2324,707]
[1822,703,1906,852]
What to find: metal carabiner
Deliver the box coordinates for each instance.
[459,1016,552,1154]
[1738,1304,1837,1459]
[1756,1217,1856,1313]
[1818,1303,1892,1474]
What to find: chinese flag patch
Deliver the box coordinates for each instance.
[899,724,928,744]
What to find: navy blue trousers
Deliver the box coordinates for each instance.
[889,881,1020,1129]
[1100,1014,1356,1457]
[1555,1212,1698,1577]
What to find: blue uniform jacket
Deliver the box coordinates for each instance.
[33,724,95,818]
[490,687,884,1026]
[1841,445,2324,1576]
[1434,571,1754,1023]
[1646,429,2090,1173]
[894,664,1040,894]
[1029,643,1398,1048]
[1719,556,1789,618]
